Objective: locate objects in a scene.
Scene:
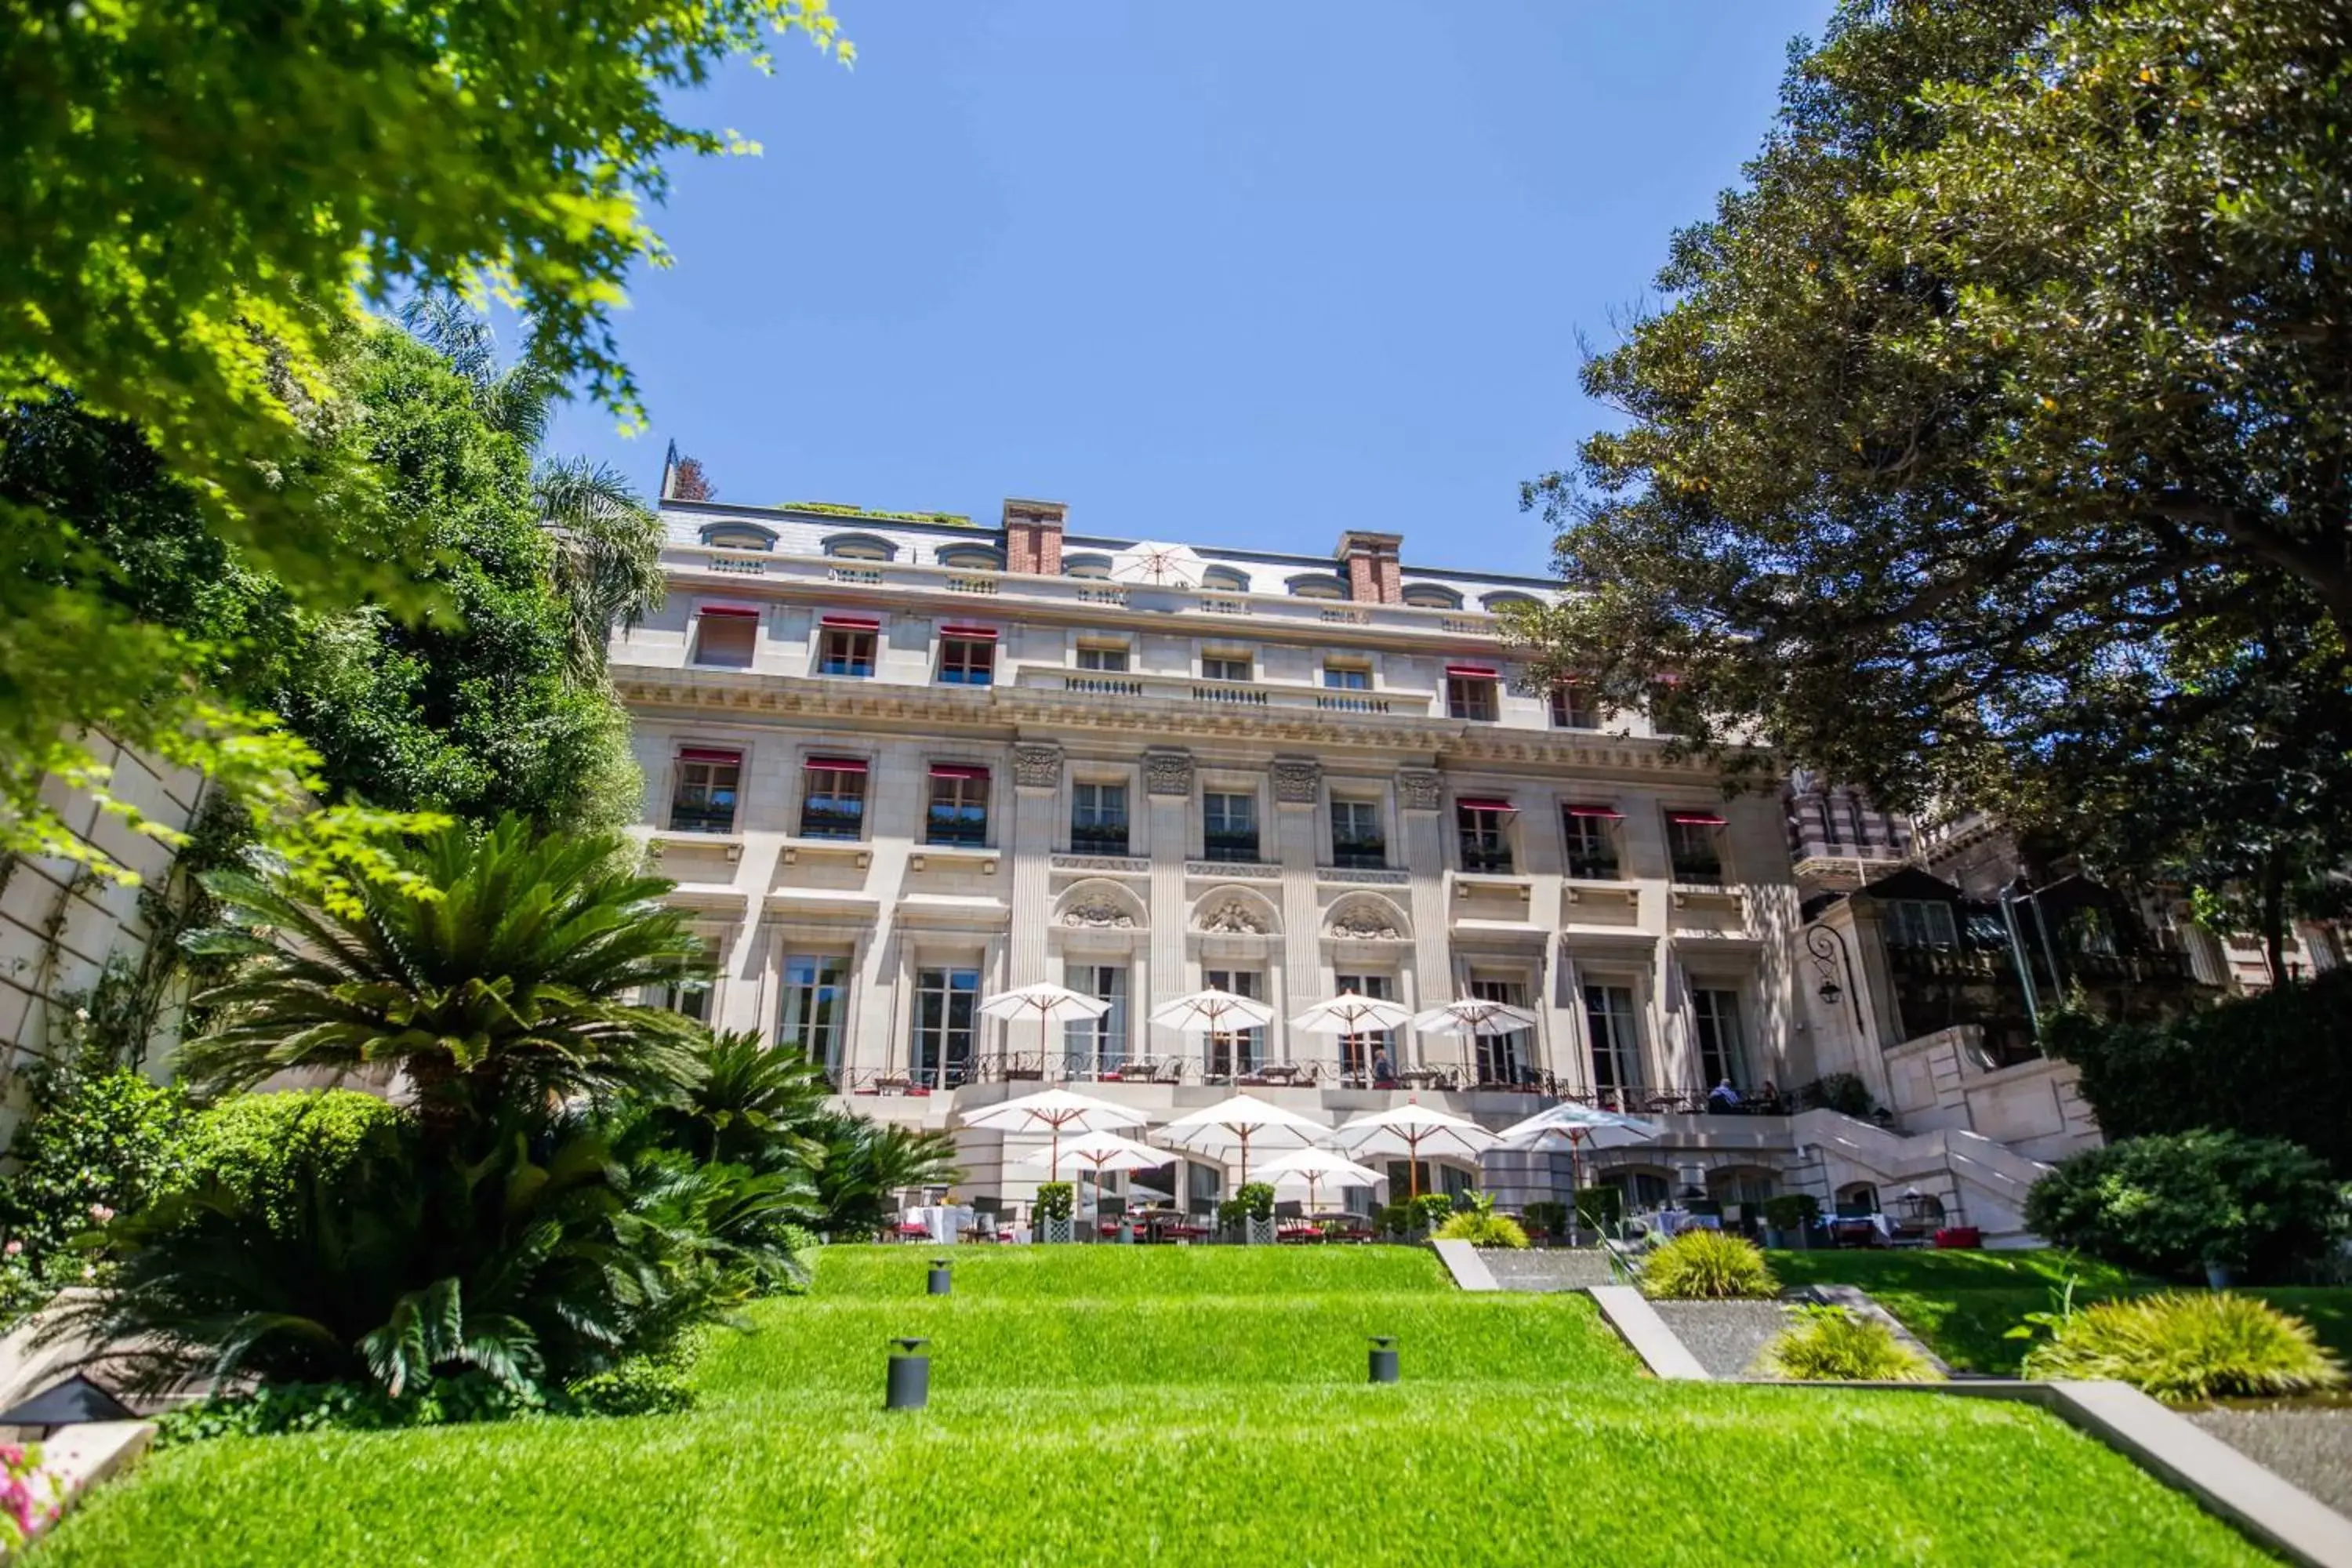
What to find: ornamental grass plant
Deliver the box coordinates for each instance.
[1759,1308,1942,1382]
[1639,1230,1778,1300]
[2021,1291,2349,1404]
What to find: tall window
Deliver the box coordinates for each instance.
[669,749,740,833]
[1563,805,1622,880]
[1071,781,1129,854]
[937,629,996,686]
[1076,643,1130,672]
[818,617,878,677]
[1550,684,1599,728]
[798,758,868,840]
[927,766,989,846]
[1334,973,1396,1079]
[659,955,715,1022]
[1583,983,1642,1100]
[1202,652,1253,683]
[1883,898,1959,949]
[1469,978,1529,1085]
[692,608,759,669]
[913,967,978,1087]
[1692,986,1744,1089]
[1330,799,1385,869]
[1202,969,1264,1078]
[1666,813,1726,884]
[1446,665,1500,722]
[778,956,848,1076]
[1062,964,1128,1076]
[1456,799,1515,873]
[1203,791,1259,862]
[1323,659,1371,690]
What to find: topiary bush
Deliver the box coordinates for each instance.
[1639,1230,1779,1300]
[1410,1192,1457,1233]
[2021,1292,2349,1404]
[2024,1130,2344,1282]
[1033,1181,1075,1222]
[1218,1181,1276,1228]
[1435,1194,1530,1249]
[176,1091,408,1232]
[1761,1308,1941,1382]
[1762,1193,1820,1233]
[1522,1200,1568,1240]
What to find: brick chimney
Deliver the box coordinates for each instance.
[1002,499,1068,576]
[1336,531,1404,603]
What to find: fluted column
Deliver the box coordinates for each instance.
[1271,757,1323,1067]
[1142,750,1194,1062]
[1396,768,1449,1073]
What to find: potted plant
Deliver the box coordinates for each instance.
[1219,1181,1276,1244]
[1762,1192,1820,1250]
[1034,1181,1076,1244]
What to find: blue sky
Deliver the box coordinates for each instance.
[547,2,1835,576]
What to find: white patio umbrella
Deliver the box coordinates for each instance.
[1110,541,1207,588]
[1150,986,1277,1084]
[1152,1093,1327,1185]
[1253,1146,1388,1217]
[1333,1100,1501,1199]
[1495,1102,1660,1197]
[957,1087,1146,1181]
[978,982,1111,1080]
[1289,991,1414,1081]
[1410,998,1543,1083]
[1017,1131,1170,1178]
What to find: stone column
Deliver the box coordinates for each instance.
[1142,749,1194,1062]
[1007,743,1062,1004]
[1396,767,1448,1072]
[1271,757,1324,1069]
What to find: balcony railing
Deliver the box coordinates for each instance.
[1070,824,1131,855]
[1202,831,1262,863]
[1671,859,1724,886]
[1460,841,1514,875]
[797,804,866,840]
[1566,855,1621,882]
[667,802,737,835]
[925,812,989,848]
[1330,837,1388,870]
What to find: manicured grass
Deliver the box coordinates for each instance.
[1763,1247,2148,1292]
[27,1245,2282,1566]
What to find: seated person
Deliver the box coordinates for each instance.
[1756,1080,1787,1116]
[1370,1047,1398,1088]
[1707,1077,1742,1112]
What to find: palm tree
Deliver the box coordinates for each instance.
[652,1031,833,1171]
[397,295,666,681]
[181,815,706,1145]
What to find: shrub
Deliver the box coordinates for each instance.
[1033,1182,1075,1222]
[2025,1131,2343,1281]
[1761,1308,1941,1382]
[176,1091,407,1232]
[0,1052,189,1261]
[1218,1181,1275,1227]
[1639,1231,1779,1300]
[153,1375,543,1449]
[1409,1193,1457,1232]
[1573,1186,1623,1232]
[1762,1193,1820,1232]
[1435,1196,1529,1249]
[1810,1073,1874,1119]
[0,1442,61,1549]
[2042,969,2352,1177]
[1522,1200,1568,1239]
[2021,1292,2350,1404]
[562,1348,699,1417]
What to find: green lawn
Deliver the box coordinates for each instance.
[1767,1249,2352,1374]
[29,1245,2277,1566]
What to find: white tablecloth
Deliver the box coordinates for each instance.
[906,1205,975,1243]
[1654,1209,1722,1237]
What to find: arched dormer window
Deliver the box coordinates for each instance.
[1062,554,1114,580]
[1480,590,1541,613]
[1199,566,1251,594]
[822,532,898,562]
[1400,583,1463,610]
[699,522,776,551]
[1285,574,1348,601]
[936,544,1005,572]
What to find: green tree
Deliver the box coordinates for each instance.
[180,815,705,1146]
[1517,0,2352,945]
[2,0,844,871]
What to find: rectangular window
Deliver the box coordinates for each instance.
[1333,973,1396,1080]
[1071,781,1130,855]
[1203,790,1259,862]
[1583,982,1642,1098]
[1550,684,1599,729]
[819,616,878,677]
[1667,813,1726,884]
[1202,653,1253,683]
[659,954,716,1022]
[1469,978,1530,1086]
[1563,804,1622,880]
[938,628,996,686]
[913,967,978,1088]
[1456,799,1515,873]
[1330,799,1385,869]
[1692,986,1744,1090]
[1446,665,1500,722]
[669,748,740,834]
[1062,964,1129,1076]
[1323,659,1371,691]
[798,757,868,840]
[691,607,758,670]
[927,766,989,846]
[1076,643,1130,673]
[778,955,848,1076]
[1202,968,1264,1079]
[1884,898,1959,949]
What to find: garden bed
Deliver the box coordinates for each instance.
[2187,1396,2352,1517]
[1647,1299,1795,1379]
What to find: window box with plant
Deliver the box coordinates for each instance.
[797,757,868,840]
[668,749,741,835]
[1667,812,1727,884]
[1456,800,1515,874]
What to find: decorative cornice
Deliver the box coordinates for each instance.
[1318,866,1410,885]
[1270,758,1321,805]
[1050,853,1151,875]
[1143,749,1193,797]
[1395,768,1443,811]
[1185,860,1280,880]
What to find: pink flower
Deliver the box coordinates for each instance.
[2,1241,20,1257]
[87,1204,114,1224]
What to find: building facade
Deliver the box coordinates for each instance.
[612,495,1821,1216]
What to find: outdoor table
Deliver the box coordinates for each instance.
[906,1204,975,1243]
[1257,1064,1305,1085]
[1826,1213,1894,1245]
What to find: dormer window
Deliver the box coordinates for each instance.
[1200,566,1251,594]
[1481,590,1540,614]
[1063,554,1115,581]
[822,533,898,562]
[936,545,1004,572]
[1401,583,1463,610]
[699,523,775,551]
[1446,663,1501,722]
[1286,574,1348,601]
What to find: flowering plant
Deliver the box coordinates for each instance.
[0,1443,62,1550]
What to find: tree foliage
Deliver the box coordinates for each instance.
[1,0,843,869]
[1518,0,2352,925]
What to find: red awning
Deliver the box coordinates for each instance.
[1565,804,1624,819]
[1457,796,1517,814]
[929,764,989,780]
[805,757,869,774]
[677,747,742,764]
[1445,664,1499,679]
[820,614,880,630]
[1668,811,1727,826]
[939,625,999,640]
[697,605,758,619]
